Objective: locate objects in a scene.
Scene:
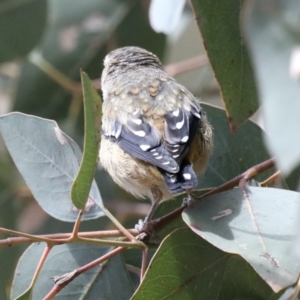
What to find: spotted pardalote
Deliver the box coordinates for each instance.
[100,46,213,224]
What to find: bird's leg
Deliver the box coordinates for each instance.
[136,188,162,230]
[135,188,162,242]
[144,201,159,224]
[145,188,162,222]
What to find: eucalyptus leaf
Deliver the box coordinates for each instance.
[190,0,259,129]
[11,243,133,300]
[71,72,102,209]
[183,186,300,292]
[199,104,273,189]
[0,113,104,222]
[242,0,300,175]
[132,229,275,300]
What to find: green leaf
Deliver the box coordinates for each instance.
[11,243,134,300]
[182,186,300,292]
[0,113,104,222]
[191,1,259,129]
[71,72,102,209]
[199,104,273,189]
[132,229,275,300]
[0,0,47,63]
[242,0,300,175]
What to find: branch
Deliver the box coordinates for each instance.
[141,158,276,240]
[206,157,275,197]
[0,229,138,247]
[164,55,209,77]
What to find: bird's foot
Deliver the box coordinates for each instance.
[182,193,196,207]
[135,219,160,243]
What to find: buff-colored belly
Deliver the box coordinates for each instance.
[99,137,172,200]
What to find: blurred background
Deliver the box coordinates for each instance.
[0,0,223,289]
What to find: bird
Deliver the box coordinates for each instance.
[99,46,213,232]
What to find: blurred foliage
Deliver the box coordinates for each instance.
[0,0,299,299]
[0,0,47,63]
[242,0,300,175]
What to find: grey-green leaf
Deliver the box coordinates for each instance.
[11,243,134,300]
[0,113,104,222]
[242,0,300,175]
[183,186,300,292]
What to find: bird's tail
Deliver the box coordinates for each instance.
[159,160,198,194]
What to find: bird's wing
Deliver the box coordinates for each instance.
[102,109,179,173]
[102,100,201,176]
[163,101,200,165]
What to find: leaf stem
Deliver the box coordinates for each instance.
[70,210,83,240]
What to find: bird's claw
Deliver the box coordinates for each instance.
[135,218,160,243]
[182,194,196,207]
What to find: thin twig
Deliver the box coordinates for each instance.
[205,157,275,198]
[0,229,139,247]
[0,227,57,245]
[164,55,209,77]
[74,237,145,249]
[260,170,281,187]
[142,158,276,238]
[101,206,137,242]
